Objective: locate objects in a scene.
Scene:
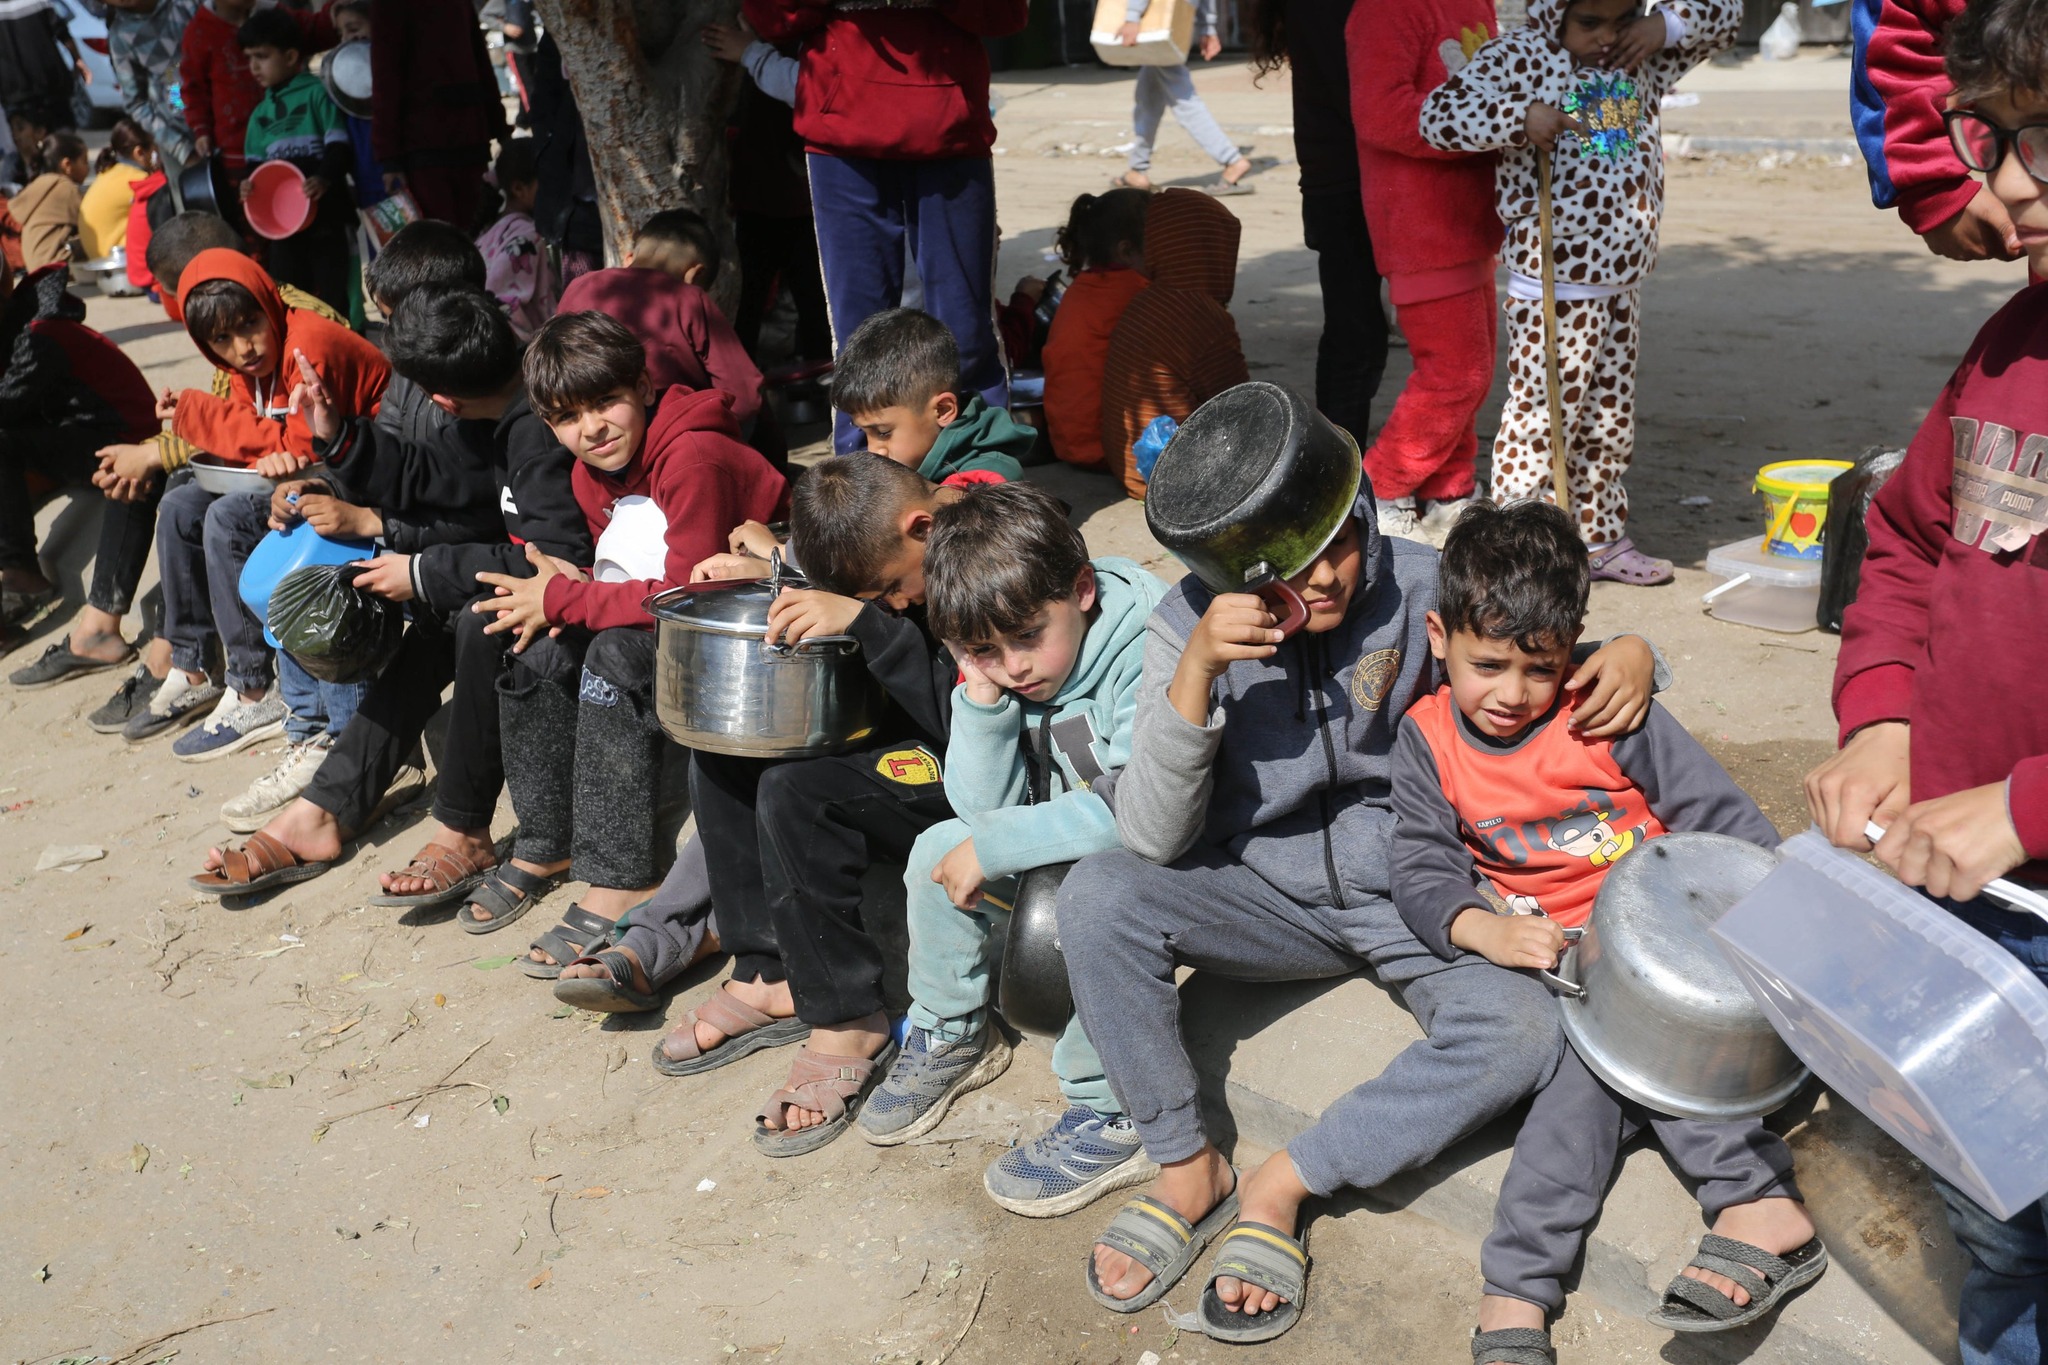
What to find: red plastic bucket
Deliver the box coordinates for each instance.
[243,161,311,241]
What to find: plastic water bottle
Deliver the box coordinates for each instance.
[1759,2,1801,60]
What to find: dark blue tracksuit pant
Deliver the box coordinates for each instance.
[806,152,1006,452]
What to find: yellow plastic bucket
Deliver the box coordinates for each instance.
[1755,460,1853,560]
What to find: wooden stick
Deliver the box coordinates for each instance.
[1536,147,1572,515]
[105,1307,276,1365]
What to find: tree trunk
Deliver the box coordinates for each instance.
[532,0,744,313]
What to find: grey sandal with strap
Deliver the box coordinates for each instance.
[456,863,564,935]
[651,988,810,1077]
[1197,1220,1310,1343]
[753,1041,899,1158]
[1649,1233,1828,1333]
[1471,1326,1556,1364]
[1084,1177,1240,1314]
[519,903,617,978]
[551,949,659,1013]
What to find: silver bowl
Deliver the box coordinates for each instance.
[188,455,330,497]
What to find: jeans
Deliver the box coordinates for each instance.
[276,650,367,745]
[0,424,156,615]
[1300,189,1387,445]
[1937,898,2048,1365]
[1129,63,1240,172]
[156,482,274,694]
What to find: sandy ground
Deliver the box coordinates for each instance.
[0,52,2024,1365]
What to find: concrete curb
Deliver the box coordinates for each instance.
[1665,134,1861,157]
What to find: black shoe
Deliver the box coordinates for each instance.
[88,664,155,733]
[8,641,135,689]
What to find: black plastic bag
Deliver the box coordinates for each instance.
[1818,446,1907,634]
[267,562,403,683]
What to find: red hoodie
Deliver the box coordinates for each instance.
[542,385,790,634]
[743,0,1027,160]
[171,249,389,464]
[1346,0,1503,297]
[557,269,764,428]
[1833,283,2048,874]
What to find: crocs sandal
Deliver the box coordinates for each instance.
[1471,1326,1556,1364]
[519,903,618,979]
[1197,1220,1310,1343]
[369,840,496,909]
[551,948,659,1013]
[188,830,334,898]
[753,1040,898,1158]
[9,639,133,690]
[1084,1176,1240,1314]
[1648,1234,1828,1333]
[651,987,810,1077]
[1589,537,1675,586]
[456,863,564,935]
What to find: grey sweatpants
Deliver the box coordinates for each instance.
[1056,847,1565,1195]
[617,832,718,987]
[1483,1049,1802,1311]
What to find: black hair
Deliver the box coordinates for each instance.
[1247,0,1286,80]
[1948,0,2048,100]
[789,452,934,596]
[631,207,720,285]
[183,277,266,344]
[1055,187,1149,271]
[831,308,959,417]
[95,116,153,174]
[237,7,305,56]
[329,0,369,21]
[38,132,86,174]
[386,286,519,399]
[365,220,487,309]
[493,138,540,190]
[146,212,243,295]
[925,483,1089,644]
[523,310,648,419]
[1436,499,1590,654]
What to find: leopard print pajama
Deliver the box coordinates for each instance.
[1490,288,1640,548]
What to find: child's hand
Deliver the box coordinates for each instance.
[194,135,214,158]
[239,177,253,202]
[1170,591,1283,725]
[287,349,340,443]
[155,387,180,422]
[1450,906,1568,970]
[1523,101,1583,152]
[254,450,314,478]
[296,491,380,540]
[1805,721,1910,852]
[701,20,751,62]
[950,646,1005,707]
[267,476,327,528]
[350,554,414,602]
[691,551,769,583]
[1566,634,1653,738]
[543,555,589,582]
[931,837,987,910]
[1116,19,1139,43]
[302,175,327,202]
[1198,32,1221,59]
[728,519,783,559]
[765,587,863,645]
[1872,781,2027,903]
[473,542,562,653]
[1608,13,1667,71]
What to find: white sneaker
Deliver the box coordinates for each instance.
[121,669,224,743]
[220,737,332,833]
[1376,495,1423,541]
[1418,497,1474,548]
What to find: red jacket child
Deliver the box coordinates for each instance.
[181,2,333,175]
[171,249,389,464]
[1346,0,1504,517]
[542,385,790,634]
[558,269,765,430]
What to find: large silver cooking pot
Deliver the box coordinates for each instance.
[646,570,885,758]
[1540,832,1810,1122]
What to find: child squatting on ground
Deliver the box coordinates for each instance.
[1389,500,1825,1364]
[857,482,1171,1217]
[1420,0,1739,583]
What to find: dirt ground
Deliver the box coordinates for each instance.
[0,55,2022,1365]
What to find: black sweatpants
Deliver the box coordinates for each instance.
[302,597,509,833]
[692,743,953,1027]
[734,209,832,362]
[265,220,353,322]
[1300,188,1388,445]
[498,625,665,890]
[0,424,156,615]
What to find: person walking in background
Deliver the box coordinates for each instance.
[100,0,196,173]
[1110,0,1254,196]
[370,0,507,228]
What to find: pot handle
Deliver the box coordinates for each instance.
[1534,925,1586,999]
[761,633,861,660]
[1256,579,1310,639]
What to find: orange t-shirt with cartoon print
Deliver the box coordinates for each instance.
[1405,687,1664,927]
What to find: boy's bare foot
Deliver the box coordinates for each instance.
[380,823,497,898]
[1092,1145,1237,1302]
[1220,156,1252,187]
[1684,1197,1815,1307]
[557,943,651,994]
[66,617,134,665]
[465,855,569,924]
[660,974,797,1063]
[200,797,346,875]
[1113,170,1152,190]
[760,1011,890,1133]
[1209,1149,1310,1318]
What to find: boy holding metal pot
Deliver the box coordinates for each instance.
[1392,499,1823,1365]
[1053,381,1661,1341]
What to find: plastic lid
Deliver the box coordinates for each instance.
[1705,535,1821,587]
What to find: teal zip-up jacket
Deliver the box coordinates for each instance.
[944,556,1168,877]
[916,395,1035,485]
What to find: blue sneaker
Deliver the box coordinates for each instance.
[983,1105,1160,1218]
[859,1019,1012,1146]
[172,688,288,762]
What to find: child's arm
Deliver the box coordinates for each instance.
[1609,702,1781,847]
[1390,717,1498,960]
[1417,36,1541,154]
[1859,0,1983,242]
[170,388,293,465]
[940,688,1032,822]
[541,466,745,632]
[1350,5,1487,161]
[1109,617,1232,865]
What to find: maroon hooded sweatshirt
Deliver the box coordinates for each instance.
[541,385,789,634]
[556,269,765,428]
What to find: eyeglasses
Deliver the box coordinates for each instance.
[1946,109,2048,183]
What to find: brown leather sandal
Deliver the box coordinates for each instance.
[369,841,496,909]
[650,987,809,1078]
[753,1040,900,1158]
[188,830,334,898]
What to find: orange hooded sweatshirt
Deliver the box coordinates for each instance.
[1098,190,1249,500]
[1042,265,1147,470]
[170,248,389,466]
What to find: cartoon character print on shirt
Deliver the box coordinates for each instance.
[1546,807,1641,867]
[1948,417,2048,557]
[1463,787,1647,915]
[1437,24,1491,77]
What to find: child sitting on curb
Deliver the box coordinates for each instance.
[1391,500,1823,1364]
[858,484,1170,1221]
[834,308,1034,485]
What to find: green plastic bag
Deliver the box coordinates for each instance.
[267,562,403,684]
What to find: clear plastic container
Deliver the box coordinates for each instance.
[1703,535,1821,633]
[1712,832,2048,1220]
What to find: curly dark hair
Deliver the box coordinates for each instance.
[1947,0,2048,100]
